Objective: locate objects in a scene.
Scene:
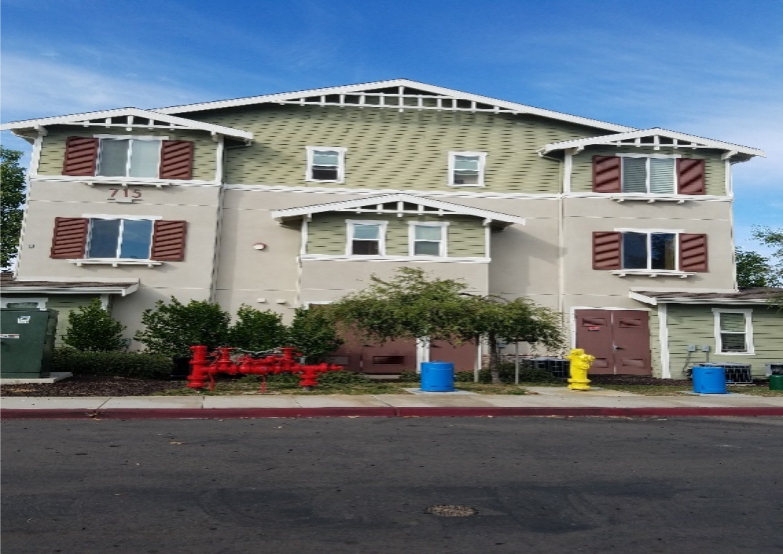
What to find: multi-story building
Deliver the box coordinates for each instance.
[2,79,780,378]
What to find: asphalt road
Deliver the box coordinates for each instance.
[2,416,782,554]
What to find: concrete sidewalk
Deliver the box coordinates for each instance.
[2,386,782,419]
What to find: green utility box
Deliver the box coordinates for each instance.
[0,309,58,379]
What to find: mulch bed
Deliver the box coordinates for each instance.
[1,375,186,397]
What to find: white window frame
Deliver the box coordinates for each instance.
[346,220,387,256]
[712,308,755,355]
[95,135,164,179]
[85,214,160,261]
[614,228,683,272]
[306,146,346,184]
[448,151,487,187]
[1,297,47,309]
[408,221,449,257]
[617,153,680,194]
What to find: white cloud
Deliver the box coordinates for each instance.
[0,54,211,122]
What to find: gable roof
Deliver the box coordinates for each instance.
[155,78,633,133]
[0,107,253,141]
[538,127,765,159]
[270,193,526,227]
[630,288,782,305]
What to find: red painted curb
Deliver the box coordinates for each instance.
[2,406,782,420]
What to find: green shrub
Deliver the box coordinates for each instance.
[456,361,560,384]
[52,348,174,379]
[228,305,287,351]
[316,369,371,385]
[286,306,343,362]
[398,370,421,382]
[134,297,231,357]
[63,299,126,352]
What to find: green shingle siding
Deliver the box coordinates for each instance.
[665,304,783,378]
[571,146,725,196]
[307,213,485,257]
[195,106,599,194]
[37,127,216,182]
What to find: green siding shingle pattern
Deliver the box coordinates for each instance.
[665,304,783,378]
[37,127,217,182]
[571,146,725,196]
[307,213,485,257]
[196,106,597,193]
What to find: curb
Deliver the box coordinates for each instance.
[2,406,782,420]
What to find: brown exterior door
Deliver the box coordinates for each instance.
[328,334,417,374]
[575,310,651,375]
[430,340,477,372]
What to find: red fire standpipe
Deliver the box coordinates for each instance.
[186,345,344,391]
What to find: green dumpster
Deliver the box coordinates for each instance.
[0,309,58,379]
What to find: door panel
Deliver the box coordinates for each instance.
[329,333,417,374]
[430,340,477,372]
[612,310,651,375]
[575,310,614,374]
[575,309,651,375]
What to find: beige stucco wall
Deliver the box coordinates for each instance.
[570,146,727,196]
[37,126,218,182]
[193,106,599,193]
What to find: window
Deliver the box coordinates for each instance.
[713,309,754,355]
[622,231,677,270]
[409,222,447,257]
[306,147,346,183]
[449,151,486,187]
[1,297,47,309]
[347,221,386,256]
[621,156,676,194]
[87,218,154,259]
[97,138,161,178]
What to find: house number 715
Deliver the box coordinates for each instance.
[109,188,142,199]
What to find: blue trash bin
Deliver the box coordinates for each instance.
[420,361,455,392]
[692,365,727,394]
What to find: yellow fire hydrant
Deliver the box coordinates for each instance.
[566,348,595,391]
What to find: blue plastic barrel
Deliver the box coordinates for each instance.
[420,361,455,392]
[692,365,727,394]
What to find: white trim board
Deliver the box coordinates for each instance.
[154,79,633,133]
[538,127,764,158]
[1,107,253,141]
[270,193,525,226]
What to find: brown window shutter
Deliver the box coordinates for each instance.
[158,141,194,180]
[151,220,188,261]
[62,137,99,176]
[677,158,705,195]
[592,156,622,193]
[679,234,708,272]
[50,217,89,259]
[592,232,622,270]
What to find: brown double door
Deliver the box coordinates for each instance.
[575,310,651,375]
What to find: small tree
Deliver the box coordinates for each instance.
[134,297,231,357]
[287,306,343,362]
[749,227,783,307]
[1,147,26,269]
[63,299,126,352]
[327,268,564,383]
[736,248,780,289]
[228,305,287,351]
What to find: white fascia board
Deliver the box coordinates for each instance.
[1,283,139,296]
[155,78,633,133]
[629,290,774,305]
[1,107,253,141]
[629,291,658,305]
[538,127,765,158]
[270,193,526,225]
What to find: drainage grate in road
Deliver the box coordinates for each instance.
[424,505,478,517]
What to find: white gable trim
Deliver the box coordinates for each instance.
[538,128,764,158]
[270,193,525,225]
[1,107,253,141]
[155,79,632,133]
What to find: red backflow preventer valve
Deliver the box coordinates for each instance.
[186,345,343,391]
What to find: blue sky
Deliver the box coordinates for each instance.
[2,0,781,253]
